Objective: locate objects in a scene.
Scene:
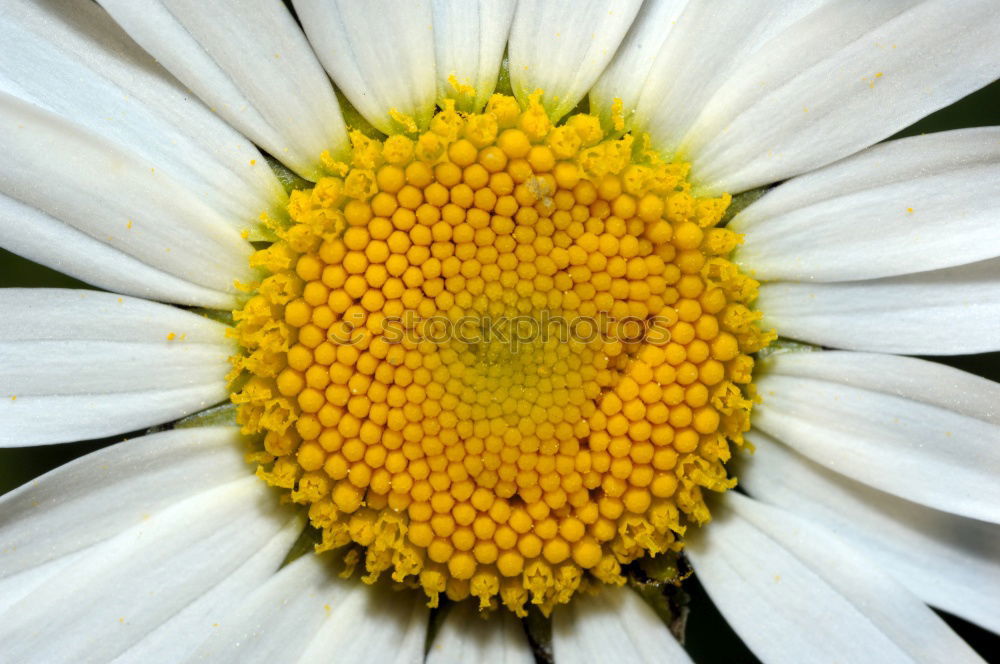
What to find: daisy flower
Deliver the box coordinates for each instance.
[1,0,998,662]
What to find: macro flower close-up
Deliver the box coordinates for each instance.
[1,0,999,662]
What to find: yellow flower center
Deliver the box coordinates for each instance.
[231,93,772,614]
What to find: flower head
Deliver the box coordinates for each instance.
[0,1,998,662]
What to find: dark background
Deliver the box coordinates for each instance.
[1,80,997,663]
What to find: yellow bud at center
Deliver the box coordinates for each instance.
[231,93,772,615]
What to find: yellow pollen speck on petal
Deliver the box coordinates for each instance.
[448,74,476,99]
[389,109,419,135]
[230,92,771,614]
[610,98,625,132]
[865,71,885,88]
[166,333,176,341]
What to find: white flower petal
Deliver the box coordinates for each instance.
[293,0,438,135]
[113,516,303,664]
[732,128,1000,282]
[0,549,87,616]
[740,430,1000,634]
[0,289,232,446]
[757,257,1000,355]
[588,0,688,128]
[0,427,251,578]
[508,0,644,121]
[0,93,253,306]
[687,492,985,664]
[0,196,237,309]
[759,350,1000,423]
[634,0,1000,193]
[188,554,340,664]
[296,580,428,664]
[632,0,830,159]
[0,474,294,663]
[98,0,348,179]
[0,0,286,227]
[552,585,692,664]
[431,0,516,112]
[427,602,534,664]
[191,555,429,664]
[697,1,1000,192]
[753,350,1000,523]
